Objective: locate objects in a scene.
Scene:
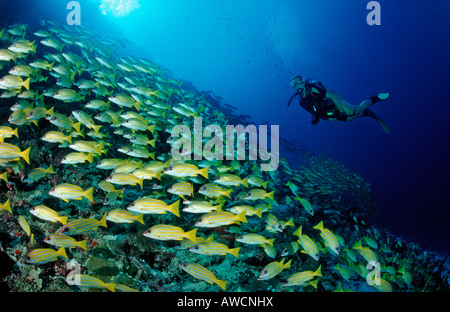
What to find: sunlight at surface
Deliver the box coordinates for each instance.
[99,0,141,17]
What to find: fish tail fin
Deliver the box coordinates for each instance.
[255,207,263,218]
[85,153,94,163]
[170,200,180,217]
[262,181,268,189]
[136,213,144,225]
[147,124,155,133]
[47,106,55,116]
[353,240,362,250]
[293,226,303,237]
[313,221,324,231]
[83,187,94,202]
[309,279,319,289]
[72,121,81,133]
[229,247,241,258]
[3,199,12,214]
[21,147,31,164]
[57,247,68,260]
[199,167,209,179]
[98,213,108,228]
[59,216,68,225]
[12,127,19,139]
[285,217,294,227]
[46,164,55,174]
[214,203,223,212]
[104,283,116,292]
[66,133,73,144]
[185,228,197,243]
[137,178,144,190]
[315,265,322,277]
[284,259,292,269]
[215,279,228,291]
[266,190,274,200]
[155,170,162,181]
[93,124,102,134]
[134,101,141,111]
[242,177,249,188]
[149,139,156,147]
[22,77,30,90]
[223,189,232,199]
[0,172,8,183]
[78,239,88,251]
[267,238,275,246]
[236,211,248,224]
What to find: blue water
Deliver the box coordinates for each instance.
[9,0,450,254]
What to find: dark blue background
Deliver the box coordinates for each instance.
[3,0,450,253]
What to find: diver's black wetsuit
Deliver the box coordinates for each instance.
[289,79,347,125]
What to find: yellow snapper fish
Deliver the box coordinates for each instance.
[0,199,12,214]
[30,205,68,224]
[61,152,94,165]
[69,140,105,155]
[9,64,35,77]
[179,262,227,291]
[0,49,17,62]
[265,213,283,233]
[66,272,116,292]
[257,259,292,281]
[294,195,314,216]
[106,209,144,224]
[72,110,102,134]
[98,180,124,199]
[44,233,87,250]
[47,113,81,132]
[52,88,85,102]
[27,106,55,121]
[132,169,162,181]
[121,118,155,133]
[281,265,322,288]
[244,189,274,201]
[0,75,30,90]
[25,165,55,183]
[127,198,180,217]
[106,172,144,189]
[352,240,378,263]
[236,233,275,246]
[119,145,155,159]
[213,174,248,188]
[0,126,19,142]
[195,211,248,228]
[0,143,30,164]
[293,226,320,261]
[183,200,223,214]
[228,205,263,218]
[164,163,209,179]
[143,224,197,242]
[18,215,34,244]
[167,181,193,199]
[108,93,141,111]
[313,221,340,256]
[26,246,67,264]
[198,183,232,199]
[189,242,240,258]
[49,183,94,202]
[96,158,127,170]
[41,131,73,144]
[247,175,268,189]
[58,214,107,236]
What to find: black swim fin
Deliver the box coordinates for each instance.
[364,109,390,134]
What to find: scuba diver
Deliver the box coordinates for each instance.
[288,75,390,133]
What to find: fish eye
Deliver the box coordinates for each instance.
[192,245,199,250]
[63,227,70,233]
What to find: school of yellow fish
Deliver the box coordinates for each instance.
[0,21,444,292]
